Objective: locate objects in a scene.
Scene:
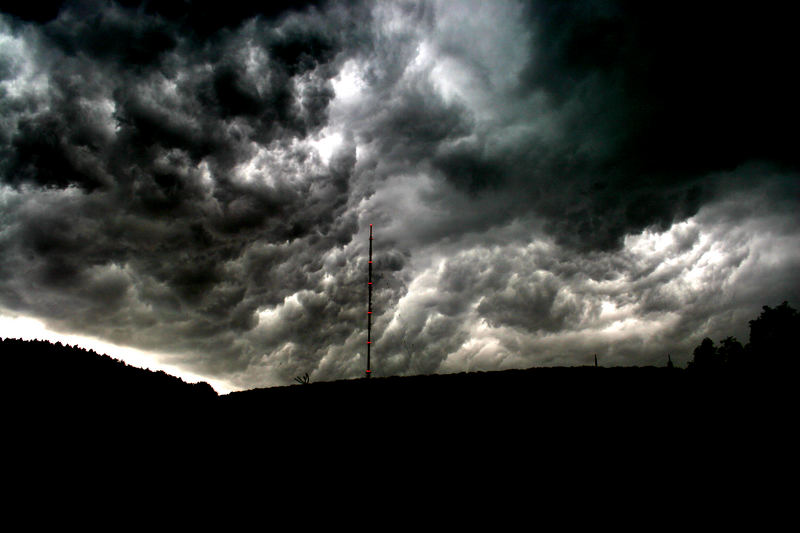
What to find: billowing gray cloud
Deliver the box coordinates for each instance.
[1,1,798,391]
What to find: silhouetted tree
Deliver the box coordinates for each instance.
[688,301,798,374]
[717,336,745,369]
[747,301,799,370]
[688,336,746,372]
[687,337,719,371]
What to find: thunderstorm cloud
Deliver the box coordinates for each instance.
[1,1,798,390]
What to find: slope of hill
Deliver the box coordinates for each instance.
[4,337,790,437]
[2,338,217,408]
[5,336,794,477]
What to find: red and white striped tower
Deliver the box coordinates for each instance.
[366,224,373,378]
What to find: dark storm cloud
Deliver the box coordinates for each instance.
[0,0,374,383]
[394,0,800,251]
[1,1,332,31]
[43,4,178,67]
[512,0,799,249]
[1,1,798,389]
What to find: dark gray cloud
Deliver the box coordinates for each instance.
[513,0,799,249]
[1,1,798,390]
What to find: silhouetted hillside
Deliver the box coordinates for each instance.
[6,333,795,484]
[5,337,788,422]
[4,333,792,449]
[221,364,767,422]
[2,338,217,410]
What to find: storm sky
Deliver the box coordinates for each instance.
[1,0,798,391]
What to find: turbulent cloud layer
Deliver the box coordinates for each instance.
[1,1,798,390]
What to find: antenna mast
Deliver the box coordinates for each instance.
[366,224,373,378]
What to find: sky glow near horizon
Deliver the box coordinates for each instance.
[0,1,797,391]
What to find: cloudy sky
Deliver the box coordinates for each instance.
[1,0,798,392]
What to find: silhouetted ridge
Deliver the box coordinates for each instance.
[1,338,217,406]
[5,298,796,441]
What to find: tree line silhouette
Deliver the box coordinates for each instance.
[688,301,799,373]
[2,337,217,407]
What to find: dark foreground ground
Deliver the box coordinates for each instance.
[4,338,794,508]
[7,356,788,445]
[4,337,789,435]
[219,366,790,448]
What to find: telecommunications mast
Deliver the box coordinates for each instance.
[366,224,373,378]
